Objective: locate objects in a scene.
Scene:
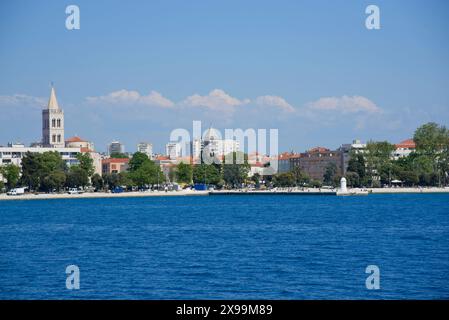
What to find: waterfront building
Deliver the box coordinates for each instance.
[165,142,182,160]
[154,155,177,181]
[137,142,153,159]
[191,128,240,163]
[101,158,129,175]
[393,139,416,160]
[42,86,65,148]
[108,141,124,155]
[190,138,203,161]
[66,136,102,176]
[278,152,300,173]
[0,145,81,167]
[340,139,367,174]
[290,147,344,182]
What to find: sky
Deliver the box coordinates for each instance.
[1,0,449,154]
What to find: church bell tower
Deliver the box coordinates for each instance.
[42,85,65,148]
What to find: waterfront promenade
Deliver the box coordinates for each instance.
[1,187,449,201]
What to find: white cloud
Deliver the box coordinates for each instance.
[84,89,299,116]
[306,95,381,113]
[181,89,250,110]
[86,89,174,108]
[0,94,46,108]
[255,95,295,112]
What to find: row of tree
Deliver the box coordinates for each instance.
[0,151,95,192]
[173,152,251,188]
[345,122,449,187]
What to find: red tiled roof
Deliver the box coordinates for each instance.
[308,147,330,153]
[66,136,87,143]
[396,139,416,149]
[278,152,300,160]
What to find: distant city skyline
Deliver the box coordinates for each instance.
[1,0,449,153]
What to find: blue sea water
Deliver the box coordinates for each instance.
[0,194,448,300]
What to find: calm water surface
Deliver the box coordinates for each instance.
[0,194,448,299]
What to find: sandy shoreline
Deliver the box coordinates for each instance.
[368,187,449,194]
[0,190,209,201]
[1,187,449,201]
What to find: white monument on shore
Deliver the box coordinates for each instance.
[340,177,348,194]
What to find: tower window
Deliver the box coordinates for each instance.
[57,119,61,127]
[52,119,56,127]
[52,135,56,143]
[57,135,61,143]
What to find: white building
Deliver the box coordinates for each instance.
[65,136,101,175]
[42,86,65,148]
[165,142,182,160]
[108,141,124,155]
[137,142,153,159]
[0,145,81,167]
[393,139,416,160]
[66,136,95,151]
[191,139,203,159]
[191,128,240,163]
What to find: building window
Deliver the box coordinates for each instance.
[57,119,61,127]
[52,119,56,127]
[57,135,61,143]
[52,135,56,143]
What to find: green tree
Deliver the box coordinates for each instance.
[273,172,295,187]
[413,122,449,186]
[19,152,41,191]
[66,166,89,188]
[129,160,165,187]
[222,152,250,188]
[251,173,261,188]
[414,122,448,157]
[175,162,193,184]
[91,173,104,191]
[41,171,66,192]
[323,162,337,186]
[40,151,67,174]
[118,172,133,188]
[76,153,95,177]
[290,166,310,186]
[128,152,149,172]
[103,173,120,190]
[347,153,366,186]
[345,171,360,187]
[110,152,129,159]
[19,151,67,192]
[193,163,222,185]
[1,164,20,190]
[365,141,395,187]
[310,179,322,188]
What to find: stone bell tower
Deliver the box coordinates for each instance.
[42,85,65,148]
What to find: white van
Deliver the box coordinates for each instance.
[7,187,26,196]
[68,188,80,194]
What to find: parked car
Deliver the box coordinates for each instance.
[68,188,80,194]
[112,186,124,193]
[7,187,26,196]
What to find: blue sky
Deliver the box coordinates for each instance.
[1,0,449,153]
